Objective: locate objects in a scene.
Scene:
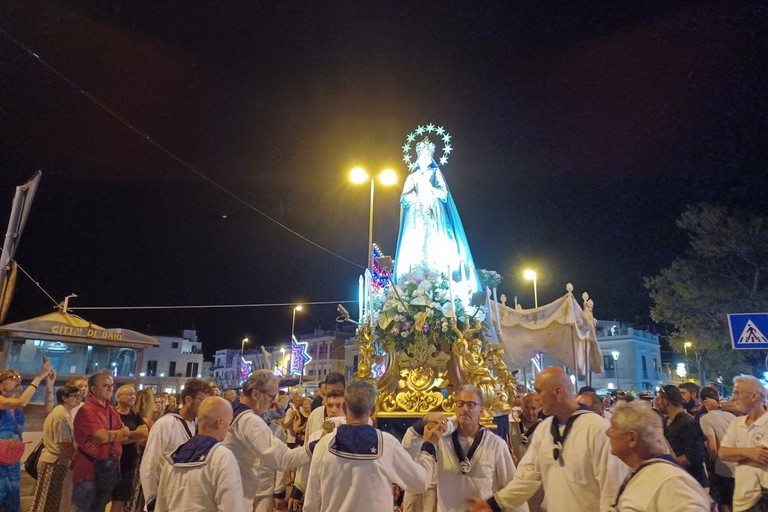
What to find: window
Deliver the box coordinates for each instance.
[147,360,157,377]
[603,355,615,372]
[186,362,199,378]
[171,342,179,349]
[353,355,359,370]
[641,356,648,379]
[169,361,176,377]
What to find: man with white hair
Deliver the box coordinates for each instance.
[224,369,312,512]
[606,401,710,511]
[304,381,441,512]
[155,396,243,511]
[719,375,768,512]
[403,384,528,512]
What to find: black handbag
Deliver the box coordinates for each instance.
[24,441,44,479]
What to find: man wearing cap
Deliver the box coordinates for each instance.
[699,386,736,511]
[657,385,709,489]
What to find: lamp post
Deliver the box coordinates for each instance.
[523,269,538,308]
[240,337,249,358]
[683,341,692,381]
[611,350,620,390]
[280,347,287,374]
[350,167,397,324]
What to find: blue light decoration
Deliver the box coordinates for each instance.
[371,340,387,378]
[290,335,312,375]
[371,243,389,290]
[238,357,255,385]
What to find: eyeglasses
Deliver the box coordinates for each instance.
[2,375,21,383]
[262,391,278,402]
[455,400,478,410]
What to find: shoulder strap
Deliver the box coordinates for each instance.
[172,414,194,439]
[612,457,679,506]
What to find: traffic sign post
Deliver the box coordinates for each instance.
[728,313,768,350]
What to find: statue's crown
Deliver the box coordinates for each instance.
[416,136,436,157]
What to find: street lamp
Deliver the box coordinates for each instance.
[683,341,692,381]
[350,167,397,324]
[611,350,620,390]
[240,337,249,358]
[523,269,538,308]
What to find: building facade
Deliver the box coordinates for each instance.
[138,329,206,394]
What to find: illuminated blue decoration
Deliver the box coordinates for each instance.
[395,124,481,307]
[371,244,389,290]
[289,335,312,375]
[238,357,255,384]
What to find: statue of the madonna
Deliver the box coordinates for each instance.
[394,136,481,301]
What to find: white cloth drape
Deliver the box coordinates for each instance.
[490,292,603,374]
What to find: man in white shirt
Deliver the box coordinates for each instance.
[719,375,768,512]
[140,378,211,510]
[304,381,441,512]
[224,369,312,512]
[155,396,243,512]
[699,386,736,511]
[468,367,628,512]
[606,401,710,511]
[403,384,528,512]
[303,372,346,443]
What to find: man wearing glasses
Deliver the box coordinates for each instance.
[224,369,312,512]
[402,384,526,512]
[719,375,768,512]
[141,378,211,510]
[468,367,627,512]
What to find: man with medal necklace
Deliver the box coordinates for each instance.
[402,384,528,512]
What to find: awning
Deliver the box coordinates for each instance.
[0,310,159,350]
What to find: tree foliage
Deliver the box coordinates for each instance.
[646,203,768,382]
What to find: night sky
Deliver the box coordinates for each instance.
[1,1,766,357]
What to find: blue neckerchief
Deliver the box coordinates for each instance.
[231,399,250,417]
[330,424,381,459]
[171,435,219,464]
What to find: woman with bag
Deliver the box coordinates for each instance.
[30,384,80,512]
[0,359,54,512]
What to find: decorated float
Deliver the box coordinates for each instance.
[345,124,603,430]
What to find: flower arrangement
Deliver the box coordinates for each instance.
[374,265,482,353]
[477,269,503,290]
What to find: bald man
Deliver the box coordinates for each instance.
[156,396,244,512]
[468,367,628,512]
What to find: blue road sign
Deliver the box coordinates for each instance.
[729,313,768,349]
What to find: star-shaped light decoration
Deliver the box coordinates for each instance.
[443,143,453,154]
[415,125,425,135]
[403,155,412,164]
[238,357,255,385]
[402,123,454,168]
[401,143,410,152]
[436,126,445,135]
[407,132,416,143]
[439,156,448,165]
[442,133,451,144]
[289,335,312,375]
[425,123,435,132]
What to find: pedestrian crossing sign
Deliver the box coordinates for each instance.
[729,313,768,349]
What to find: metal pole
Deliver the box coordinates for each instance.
[533,277,538,309]
[367,179,374,325]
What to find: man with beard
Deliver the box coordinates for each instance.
[657,385,709,489]
[680,382,708,423]
[141,378,211,510]
[467,367,627,512]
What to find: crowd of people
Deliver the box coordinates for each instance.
[1,363,768,511]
